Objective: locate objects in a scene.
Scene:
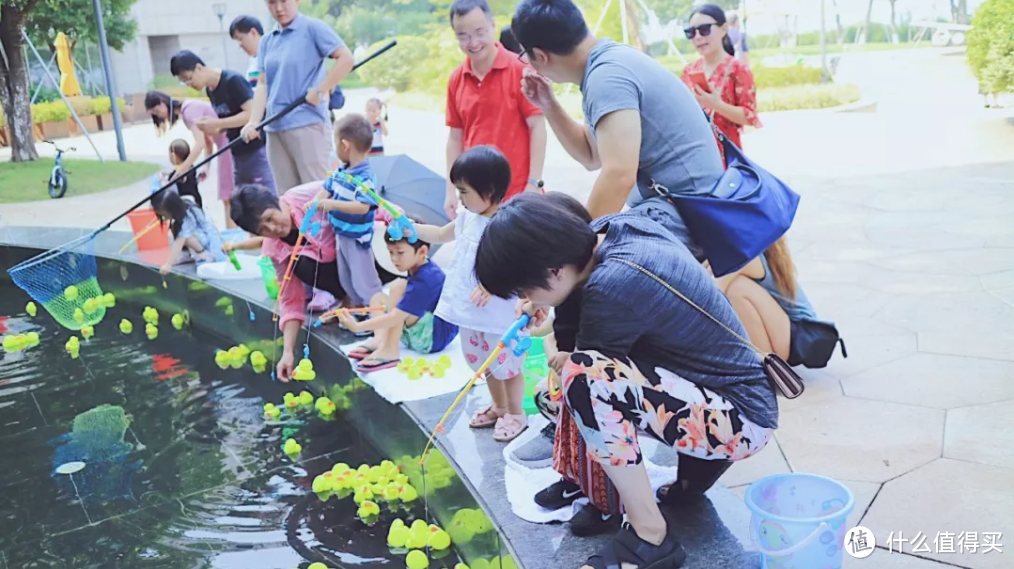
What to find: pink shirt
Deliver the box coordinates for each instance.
[262,182,336,329]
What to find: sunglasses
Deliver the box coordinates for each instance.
[684,23,716,39]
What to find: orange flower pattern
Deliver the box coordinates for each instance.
[681,55,762,150]
[562,351,771,466]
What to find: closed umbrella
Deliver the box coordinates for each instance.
[55,32,82,97]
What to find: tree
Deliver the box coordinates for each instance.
[0,0,42,162]
[888,0,899,43]
[859,0,875,44]
[966,0,1014,93]
[950,0,969,24]
[25,0,137,54]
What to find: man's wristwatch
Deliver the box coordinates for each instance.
[528,178,545,190]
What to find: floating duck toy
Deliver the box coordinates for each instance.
[454,565,471,569]
[308,563,331,569]
[388,519,410,547]
[26,332,39,345]
[263,403,281,420]
[283,392,299,409]
[357,499,380,519]
[2,334,36,352]
[119,319,133,334]
[64,285,79,301]
[332,462,351,475]
[142,306,159,325]
[73,308,85,324]
[406,550,429,569]
[82,297,100,315]
[171,313,185,330]
[101,293,116,308]
[2,335,18,351]
[293,358,316,381]
[282,438,301,456]
[25,302,37,317]
[145,323,158,340]
[314,396,336,416]
[214,350,231,370]
[428,526,451,550]
[80,325,94,340]
[227,347,245,369]
[400,484,418,502]
[65,336,81,358]
[382,483,401,501]
[312,474,331,494]
[250,350,268,373]
[353,485,374,504]
[298,391,314,406]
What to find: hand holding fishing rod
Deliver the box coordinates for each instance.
[329,170,418,243]
[420,313,533,463]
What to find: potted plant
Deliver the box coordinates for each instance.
[67,96,99,135]
[32,101,72,140]
[92,97,127,131]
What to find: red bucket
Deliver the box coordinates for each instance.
[127,208,170,251]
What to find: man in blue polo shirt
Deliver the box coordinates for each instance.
[241,0,354,194]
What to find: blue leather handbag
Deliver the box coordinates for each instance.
[653,126,800,277]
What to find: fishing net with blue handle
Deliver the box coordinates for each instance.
[8,233,108,330]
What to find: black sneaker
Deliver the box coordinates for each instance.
[570,503,620,537]
[534,479,583,510]
[540,422,555,440]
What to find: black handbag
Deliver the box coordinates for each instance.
[789,319,847,369]
[613,259,805,399]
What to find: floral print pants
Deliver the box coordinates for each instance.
[561,351,771,467]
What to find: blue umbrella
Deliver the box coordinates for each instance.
[368,154,451,226]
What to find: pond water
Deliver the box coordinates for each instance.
[0,279,488,569]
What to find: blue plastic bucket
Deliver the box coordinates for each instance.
[745,474,854,569]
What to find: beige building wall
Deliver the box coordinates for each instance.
[109,0,272,96]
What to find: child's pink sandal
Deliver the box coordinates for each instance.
[469,405,505,429]
[493,414,528,442]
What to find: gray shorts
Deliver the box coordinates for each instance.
[336,235,382,306]
[233,148,277,194]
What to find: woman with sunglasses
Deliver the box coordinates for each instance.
[680,4,761,151]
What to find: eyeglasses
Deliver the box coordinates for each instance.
[518,48,530,64]
[456,26,492,45]
[684,23,716,39]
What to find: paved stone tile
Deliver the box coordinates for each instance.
[864,459,1014,569]
[945,400,1014,470]
[822,332,917,380]
[842,354,1014,409]
[979,270,1014,291]
[864,226,987,252]
[843,550,970,568]
[988,287,1014,309]
[871,248,1014,277]
[805,283,894,319]
[873,292,1014,334]
[780,368,844,413]
[918,331,1014,363]
[777,399,944,483]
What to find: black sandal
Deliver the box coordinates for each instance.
[657,456,733,508]
[586,520,686,569]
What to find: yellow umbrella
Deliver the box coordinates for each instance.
[55,32,82,97]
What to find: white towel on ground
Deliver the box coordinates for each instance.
[339,336,475,404]
[503,415,681,524]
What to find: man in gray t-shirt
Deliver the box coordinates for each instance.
[511,0,724,224]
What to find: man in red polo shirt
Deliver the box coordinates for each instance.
[444,0,548,219]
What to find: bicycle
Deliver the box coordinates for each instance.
[44,140,75,199]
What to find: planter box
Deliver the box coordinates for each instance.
[34,121,72,141]
[97,112,114,131]
[68,114,99,135]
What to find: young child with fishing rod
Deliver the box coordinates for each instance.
[398,145,531,443]
[152,190,228,275]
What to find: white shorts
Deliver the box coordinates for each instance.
[460,327,527,381]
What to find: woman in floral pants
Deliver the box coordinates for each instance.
[476,194,779,569]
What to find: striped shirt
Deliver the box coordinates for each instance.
[323,162,378,245]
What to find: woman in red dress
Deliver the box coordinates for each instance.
[680,3,761,150]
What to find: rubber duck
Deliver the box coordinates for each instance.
[357,464,371,476]
[101,293,116,308]
[428,527,451,550]
[263,403,280,420]
[26,332,39,345]
[298,391,314,406]
[405,550,429,569]
[171,314,185,330]
[142,306,158,325]
[282,438,301,456]
[74,308,85,323]
[83,297,100,315]
[357,499,380,518]
[119,319,132,334]
[283,392,299,409]
[2,335,17,351]
[249,351,267,366]
[214,350,231,370]
[399,484,418,503]
[64,285,79,301]
[293,358,316,381]
[312,475,330,494]
[80,325,94,340]
[227,347,245,369]
[367,465,384,483]
[388,520,410,547]
[25,302,37,317]
[308,563,329,569]
[145,323,158,340]
[454,564,471,569]
[315,397,336,416]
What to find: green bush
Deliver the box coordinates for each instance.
[752,64,823,89]
[88,96,127,115]
[33,87,62,104]
[757,83,861,113]
[31,101,72,124]
[149,75,205,99]
[408,29,463,95]
[967,0,1014,93]
[67,96,94,117]
[357,35,430,91]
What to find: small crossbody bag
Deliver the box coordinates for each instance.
[613,258,805,399]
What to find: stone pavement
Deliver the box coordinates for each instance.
[2,49,1012,568]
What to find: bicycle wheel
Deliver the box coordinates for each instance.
[49,169,67,199]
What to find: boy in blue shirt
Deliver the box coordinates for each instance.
[312,113,383,308]
[325,234,459,372]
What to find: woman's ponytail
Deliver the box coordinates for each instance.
[722,34,735,57]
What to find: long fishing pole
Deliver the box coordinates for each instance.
[95,39,398,236]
